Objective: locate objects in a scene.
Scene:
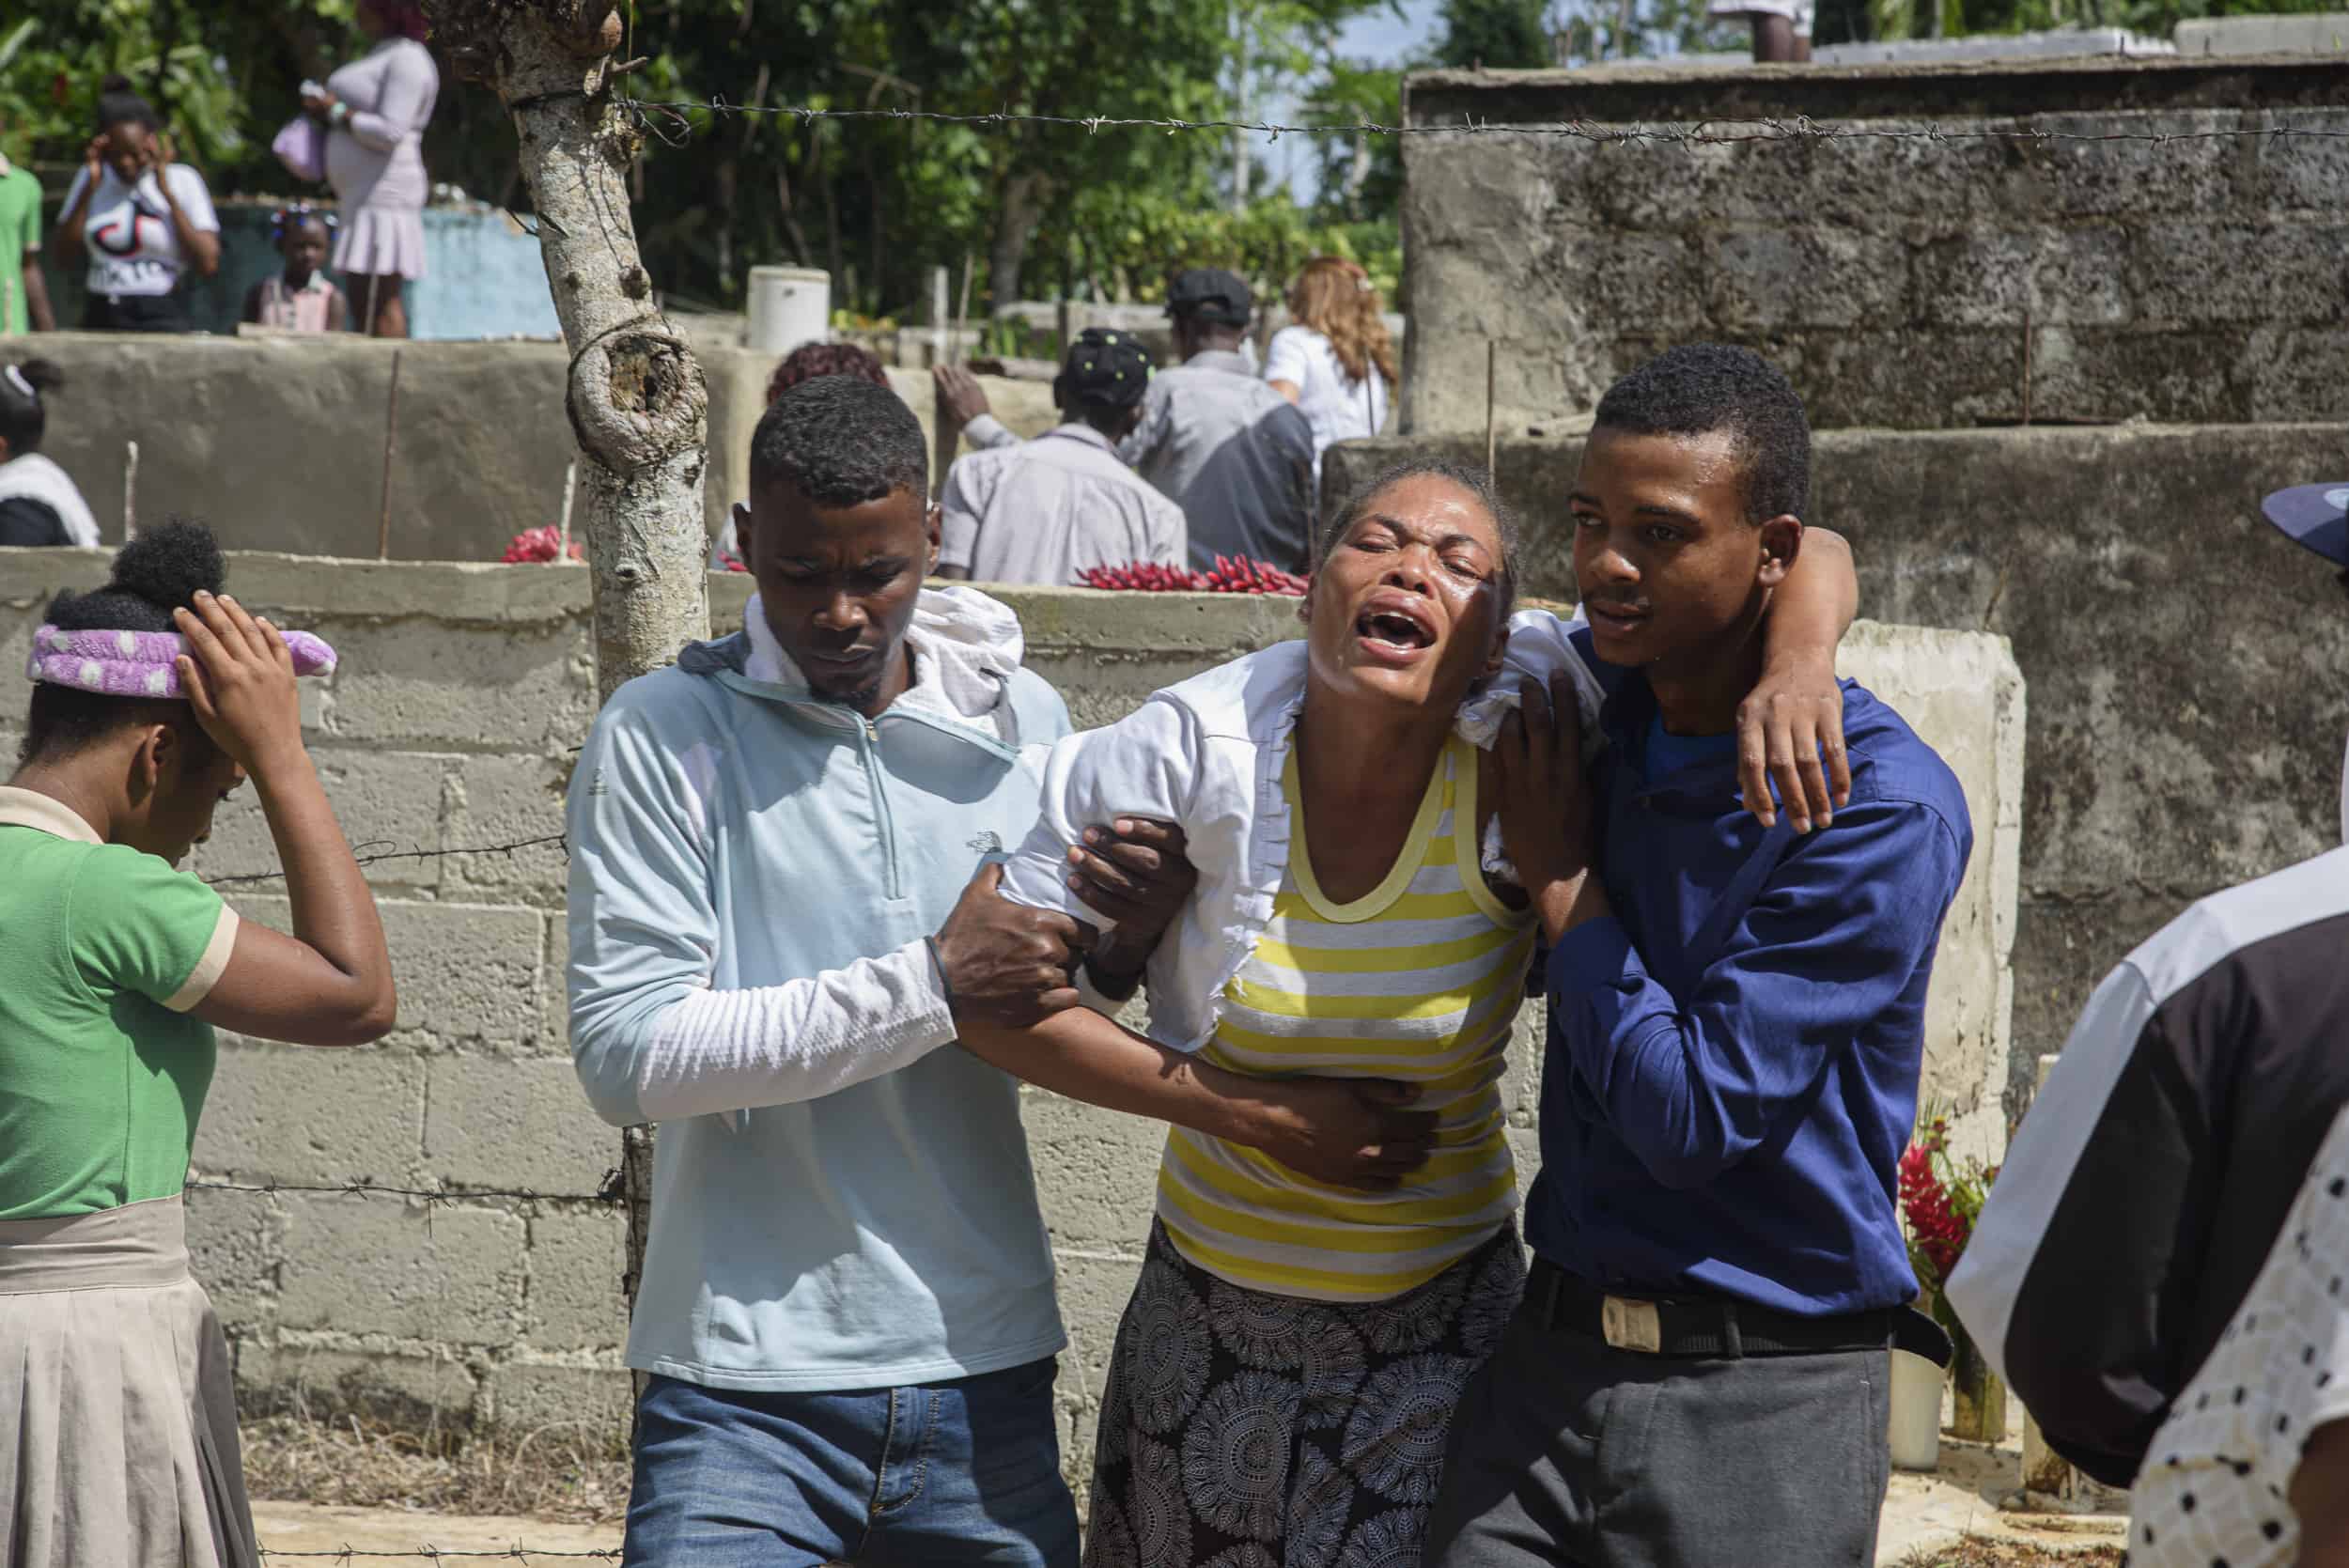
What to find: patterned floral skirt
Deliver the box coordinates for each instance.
[1082,1219,1526,1568]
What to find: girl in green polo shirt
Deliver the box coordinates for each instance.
[0,522,397,1568]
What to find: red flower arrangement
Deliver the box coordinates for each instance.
[1080,556,1310,597]
[501,525,583,564]
[1900,1113,2009,1439]
[1898,1114,1999,1310]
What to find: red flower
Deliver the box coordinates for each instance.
[1079,557,1309,597]
[1898,1117,1998,1302]
[501,525,583,564]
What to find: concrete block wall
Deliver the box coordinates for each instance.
[0,551,2021,1488]
[1399,56,2349,434]
[0,334,1064,567]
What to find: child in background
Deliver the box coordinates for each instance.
[241,204,346,334]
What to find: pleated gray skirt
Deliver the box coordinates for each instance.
[0,1194,257,1568]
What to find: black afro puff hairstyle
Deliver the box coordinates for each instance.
[20,520,227,764]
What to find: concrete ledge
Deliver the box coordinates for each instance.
[1405,53,2349,121]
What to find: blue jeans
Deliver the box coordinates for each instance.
[622,1359,1080,1568]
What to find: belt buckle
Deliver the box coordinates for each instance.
[1601,1295,1663,1354]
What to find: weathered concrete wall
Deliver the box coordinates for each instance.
[1326,420,2349,1109]
[1400,57,2349,434]
[0,551,2020,1485]
[0,335,1063,563]
[2176,14,2349,54]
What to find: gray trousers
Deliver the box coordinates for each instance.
[1424,1293,1891,1568]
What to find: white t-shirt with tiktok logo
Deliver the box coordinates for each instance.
[61,163,219,298]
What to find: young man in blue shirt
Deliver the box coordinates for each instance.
[1428,345,1974,1568]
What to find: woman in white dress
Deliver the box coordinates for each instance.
[1264,256,1397,499]
[303,0,439,338]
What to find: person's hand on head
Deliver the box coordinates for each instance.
[933,365,992,427]
[83,134,105,179]
[173,591,305,775]
[1257,1077,1439,1191]
[1735,659,1848,833]
[1065,817,1196,980]
[933,862,1098,1029]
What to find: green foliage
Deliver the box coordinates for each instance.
[1,0,350,181]
[1435,0,1555,66]
[1872,0,2341,40]
[1299,58,1405,225]
[1051,187,1399,306]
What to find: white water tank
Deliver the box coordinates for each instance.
[745,266,832,355]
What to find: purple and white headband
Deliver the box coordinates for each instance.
[26,623,338,699]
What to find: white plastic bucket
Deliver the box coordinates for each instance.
[745,266,831,355]
[1890,1348,1945,1471]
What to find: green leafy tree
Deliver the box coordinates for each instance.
[1434,0,1553,67]
[1299,57,1404,225]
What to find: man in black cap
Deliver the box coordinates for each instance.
[1948,477,2349,1506]
[936,327,1187,585]
[1118,267,1316,572]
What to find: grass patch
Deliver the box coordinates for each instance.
[241,1411,630,1525]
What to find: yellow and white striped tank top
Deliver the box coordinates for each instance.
[1155,732,1536,1302]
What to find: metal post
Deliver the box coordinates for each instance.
[376,349,404,561]
[557,460,579,561]
[934,374,965,503]
[926,264,950,368]
[1486,340,1500,477]
[956,252,975,365]
[2018,1050,2077,1498]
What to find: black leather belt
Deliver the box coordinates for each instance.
[1526,1259,1952,1367]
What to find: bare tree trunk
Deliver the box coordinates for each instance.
[426,0,711,1409]
[989,169,1051,314]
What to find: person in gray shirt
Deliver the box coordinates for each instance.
[936,328,1187,586]
[937,272,1315,575]
[1128,269,1316,572]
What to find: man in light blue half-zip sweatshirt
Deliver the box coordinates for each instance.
[566,374,1212,1567]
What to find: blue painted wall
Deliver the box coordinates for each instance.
[405,207,561,340]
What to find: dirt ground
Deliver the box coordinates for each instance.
[246,1432,2127,1565]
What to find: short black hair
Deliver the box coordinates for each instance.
[20,520,226,764]
[0,358,62,455]
[1592,344,1811,524]
[97,73,160,134]
[1318,457,1522,620]
[748,374,926,505]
